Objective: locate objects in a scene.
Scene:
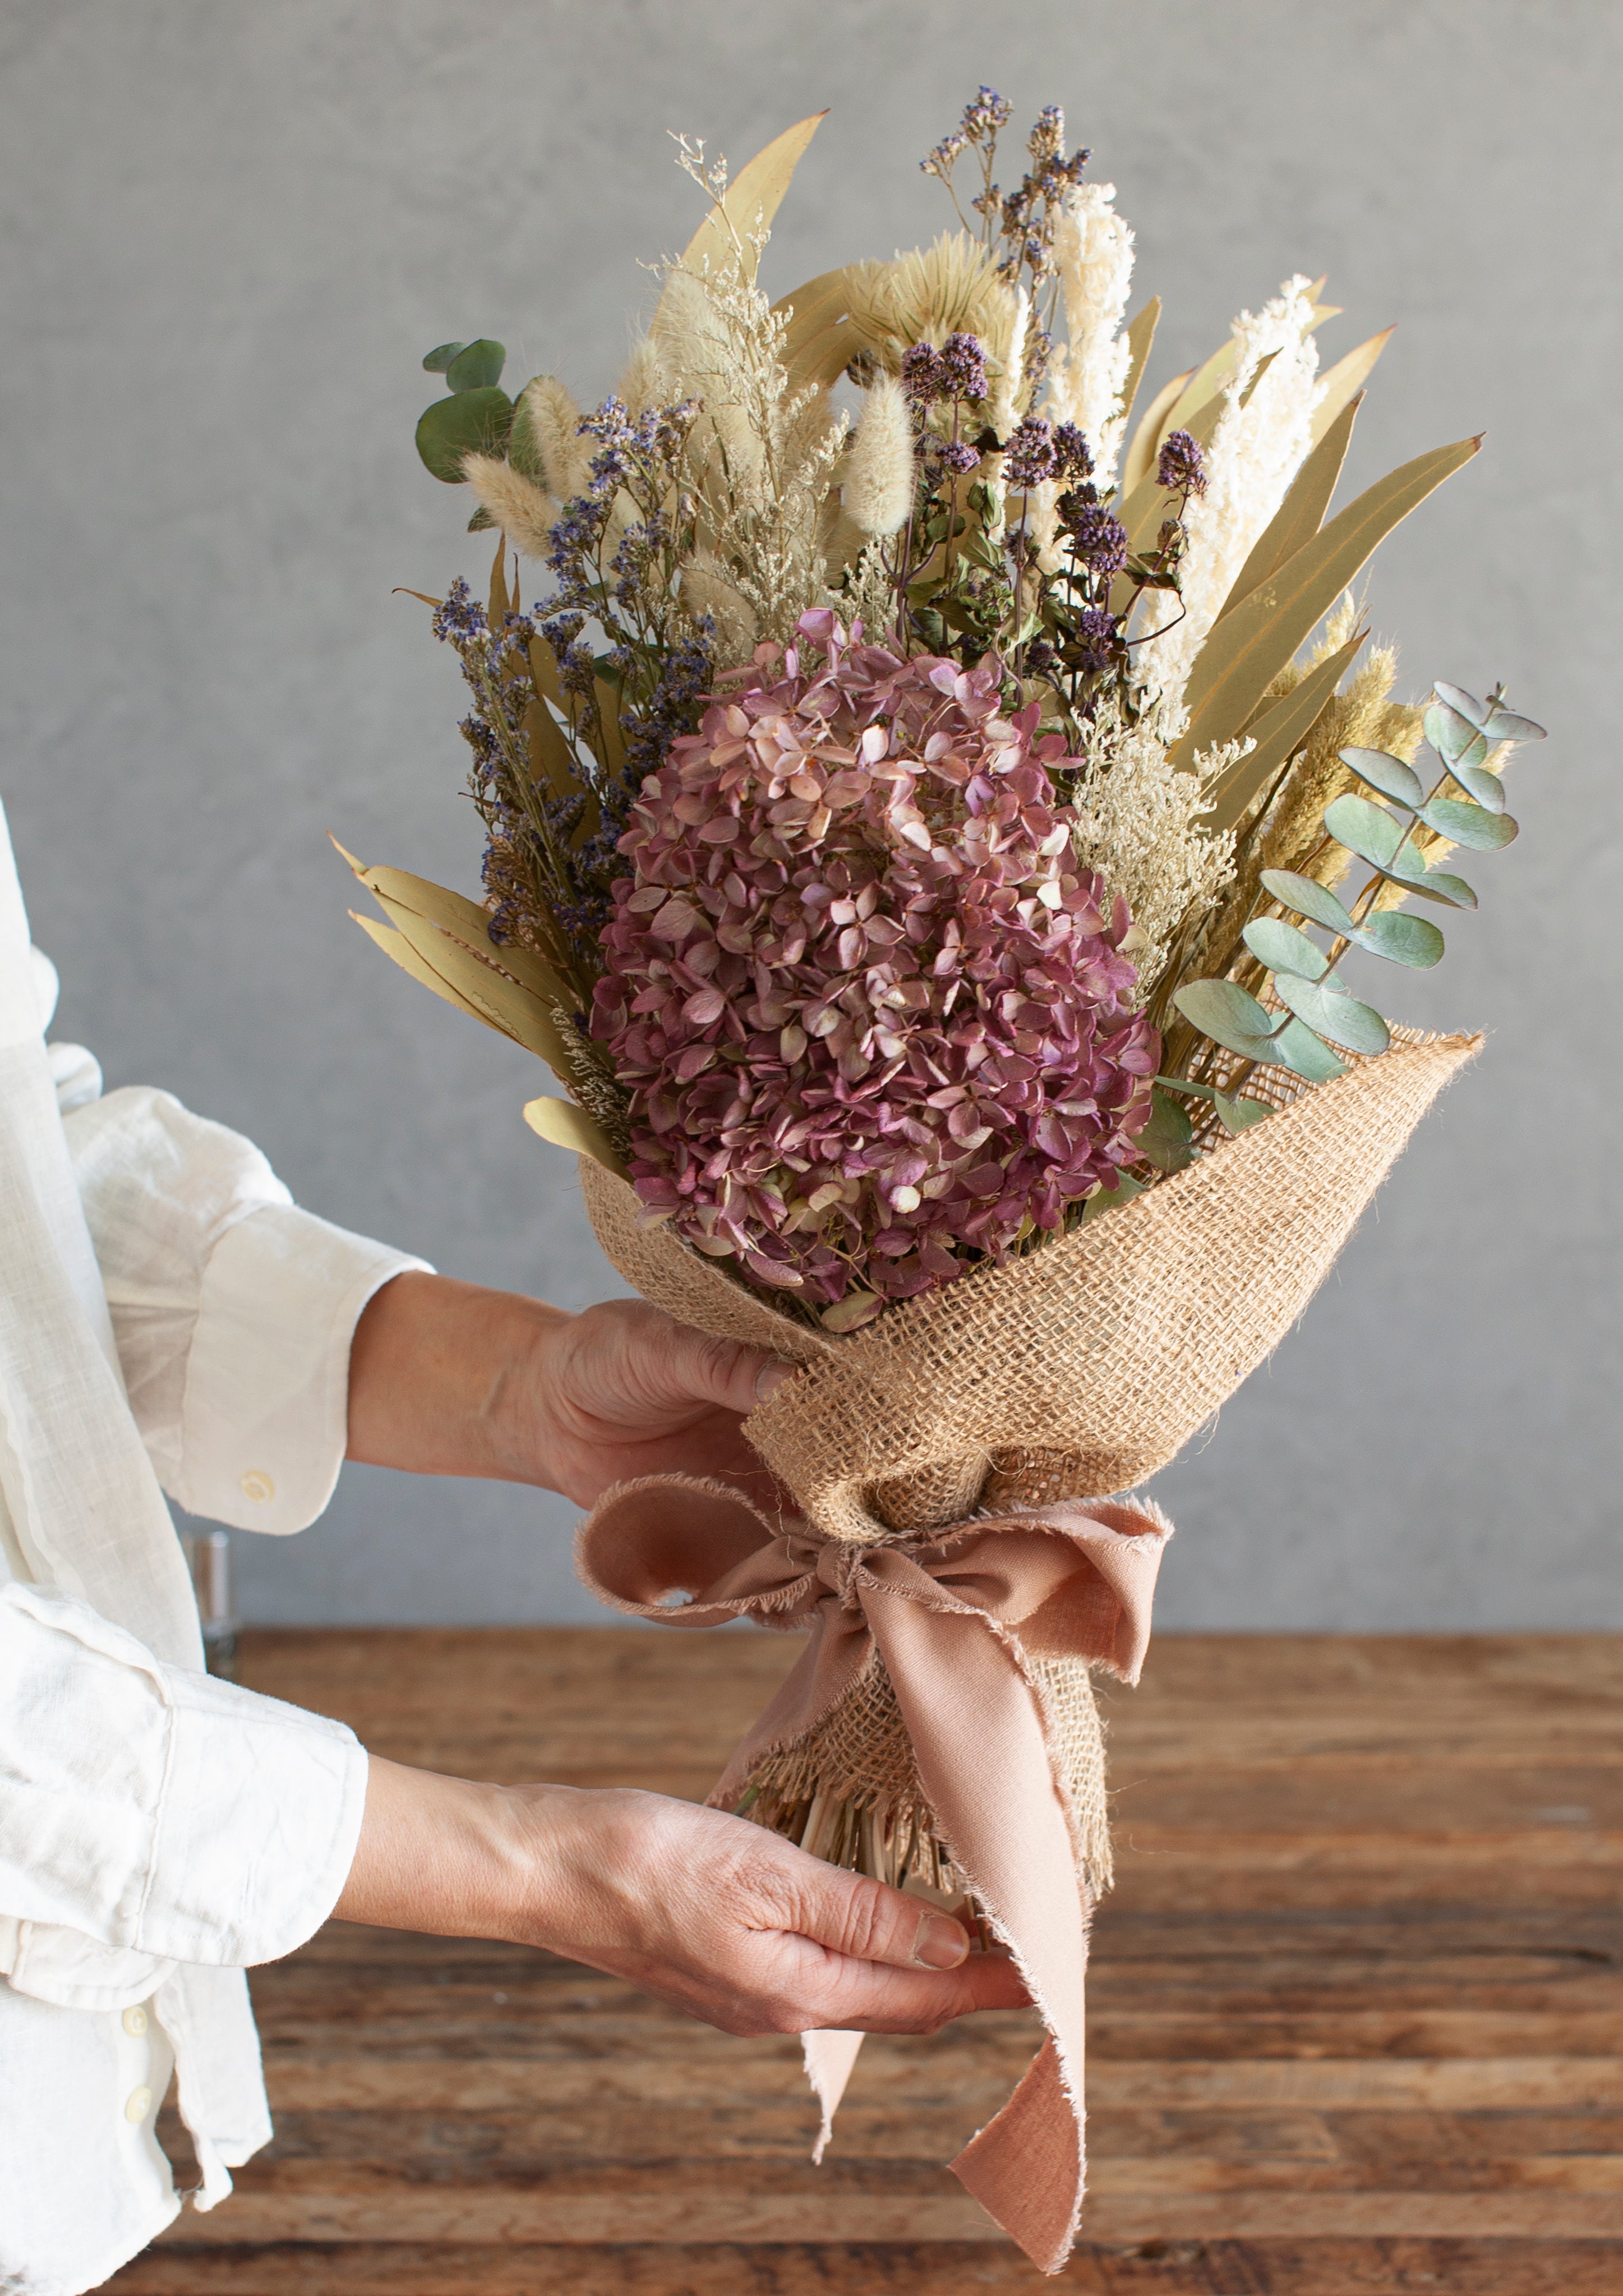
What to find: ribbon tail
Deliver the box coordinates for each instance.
[952,2033,1085,2274]
[865,1588,1093,2274]
[801,2028,865,2164]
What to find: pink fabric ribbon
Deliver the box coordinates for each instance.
[576,1475,1171,2274]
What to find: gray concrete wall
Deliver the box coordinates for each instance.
[2,0,1615,1627]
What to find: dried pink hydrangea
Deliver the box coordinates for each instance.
[591,611,1158,1322]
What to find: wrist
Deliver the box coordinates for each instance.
[347,1272,571,1485]
[334,1757,574,1943]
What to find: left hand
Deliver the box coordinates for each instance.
[347,1273,793,1508]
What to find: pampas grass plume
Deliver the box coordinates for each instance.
[843,378,913,537]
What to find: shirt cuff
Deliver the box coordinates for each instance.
[173,1203,431,1534]
[0,1583,369,1970]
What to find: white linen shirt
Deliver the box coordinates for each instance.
[0,799,430,2296]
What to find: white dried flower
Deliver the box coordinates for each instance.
[460,453,559,559]
[843,377,914,537]
[1137,276,1323,714]
[1044,183,1136,480]
[1070,694,1236,995]
[616,335,668,416]
[514,374,594,503]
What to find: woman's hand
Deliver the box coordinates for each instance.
[335,1757,1026,2037]
[346,1274,791,1506]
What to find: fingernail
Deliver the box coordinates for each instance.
[754,1361,795,1404]
[913,1913,969,1970]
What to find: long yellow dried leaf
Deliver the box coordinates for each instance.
[349,913,509,1039]
[523,695,579,807]
[1121,364,1194,495]
[353,861,576,1018]
[1113,297,1161,449]
[382,904,575,1082]
[1216,393,1362,623]
[1197,631,1367,822]
[1310,327,1394,445]
[524,1094,629,1179]
[1169,435,1481,768]
[653,112,826,335]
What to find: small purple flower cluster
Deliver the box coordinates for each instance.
[1058,499,1129,576]
[1156,428,1208,498]
[901,333,989,408]
[1003,415,1094,491]
[920,85,1013,179]
[592,613,1158,1309]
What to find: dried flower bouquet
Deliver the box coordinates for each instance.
[346,95,1542,2271]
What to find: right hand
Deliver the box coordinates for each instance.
[334,1757,1028,2036]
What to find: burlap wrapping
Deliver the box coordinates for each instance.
[574,1028,1478,2270]
[582,1027,1479,1539]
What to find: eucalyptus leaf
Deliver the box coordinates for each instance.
[1451,762,1507,812]
[1260,869,1356,935]
[1171,977,1279,1059]
[1388,864,1478,910]
[1214,1091,1273,1134]
[1273,973,1391,1055]
[1243,915,1338,982]
[1423,701,1484,767]
[1324,792,1404,869]
[1138,1086,1195,1174]
[1432,679,1487,728]
[1417,795,1519,850]
[446,338,506,392]
[1483,707,1546,743]
[1270,1017,1349,1082]
[422,341,467,373]
[414,385,514,482]
[1340,744,1426,808]
[1352,909,1445,968]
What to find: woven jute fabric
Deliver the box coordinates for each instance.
[580,1026,1481,1544]
[734,1646,1113,1896]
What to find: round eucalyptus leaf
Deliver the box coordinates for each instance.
[1213,1091,1272,1134]
[1394,866,1478,910]
[1433,679,1487,728]
[1260,869,1355,935]
[446,338,507,392]
[1138,1087,1195,1174]
[422,341,467,374]
[1273,972,1391,1055]
[1324,792,1403,869]
[1351,910,1445,968]
[1424,701,1483,766]
[1243,915,1335,982]
[1418,795,1519,850]
[1483,706,1546,743]
[1172,977,1277,1058]
[414,385,514,482]
[1450,762,1507,813]
[1270,1016,1348,1083]
[1340,744,1425,807]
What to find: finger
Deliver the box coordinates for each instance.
[665,1325,796,1419]
[786,1938,1031,2032]
[770,1856,976,1975]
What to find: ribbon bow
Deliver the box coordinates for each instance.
[577,1475,1172,2274]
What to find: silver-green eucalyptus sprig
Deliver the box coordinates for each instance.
[1140,680,1545,1169]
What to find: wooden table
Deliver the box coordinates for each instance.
[111,1631,1623,2293]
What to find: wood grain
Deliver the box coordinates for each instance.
[106,1631,1623,2292]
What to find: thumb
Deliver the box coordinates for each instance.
[668,1328,796,1418]
[777,1857,971,1973]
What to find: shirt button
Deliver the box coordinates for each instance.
[239,1470,275,1503]
[125,2086,153,2123]
[122,2005,148,2037]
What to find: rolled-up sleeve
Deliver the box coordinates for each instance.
[0,1582,368,1968]
[62,1086,430,1533]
